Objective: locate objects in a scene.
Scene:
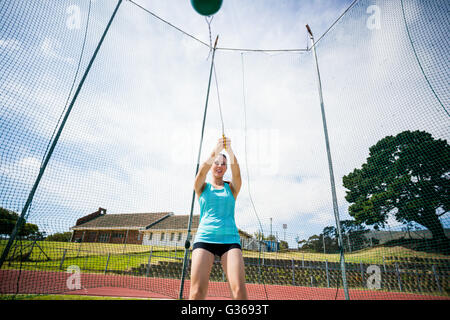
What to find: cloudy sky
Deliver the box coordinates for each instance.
[1,0,448,247]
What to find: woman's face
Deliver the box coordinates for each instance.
[211,154,227,178]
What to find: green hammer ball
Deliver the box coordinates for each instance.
[191,0,223,16]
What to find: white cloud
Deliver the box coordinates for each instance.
[41,37,75,64]
[0,39,21,51]
[0,157,41,186]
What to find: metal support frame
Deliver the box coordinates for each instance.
[306,24,350,300]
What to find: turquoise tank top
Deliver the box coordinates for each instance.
[194,182,241,244]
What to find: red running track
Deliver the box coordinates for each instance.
[0,270,447,300]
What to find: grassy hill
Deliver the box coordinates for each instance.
[1,240,448,269]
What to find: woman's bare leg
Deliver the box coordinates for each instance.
[189,248,215,300]
[221,248,248,300]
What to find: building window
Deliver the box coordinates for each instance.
[160,233,165,241]
[149,233,153,240]
[178,233,182,241]
[170,233,175,241]
[112,233,123,239]
[87,232,96,242]
[99,234,109,242]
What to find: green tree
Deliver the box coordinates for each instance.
[322,226,340,253]
[253,232,278,242]
[297,239,307,250]
[0,207,40,239]
[0,207,17,236]
[299,234,321,252]
[279,240,289,251]
[343,130,449,250]
[340,220,370,251]
[45,231,72,242]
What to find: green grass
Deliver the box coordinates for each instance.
[244,245,450,265]
[0,294,152,300]
[3,250,183,274]
[0,240,172,260]
[1,240,448,274]
[0,240,184,273]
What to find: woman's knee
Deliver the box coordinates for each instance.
[189,283,208,300]
[230,283,248,300]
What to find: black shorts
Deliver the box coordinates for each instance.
[193,242,241,257]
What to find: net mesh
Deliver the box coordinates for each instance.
[0,0,448,300]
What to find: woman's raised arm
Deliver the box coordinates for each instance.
[225,139,242,199]
[194,137,226,196]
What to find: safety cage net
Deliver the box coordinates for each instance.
[0,0,449,300]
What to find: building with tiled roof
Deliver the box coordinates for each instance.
[70,208,176,244]
[73,209,171,230]
[142,214,200,246]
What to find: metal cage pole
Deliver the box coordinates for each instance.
[306,24,350,300]
[178,35,219,300]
